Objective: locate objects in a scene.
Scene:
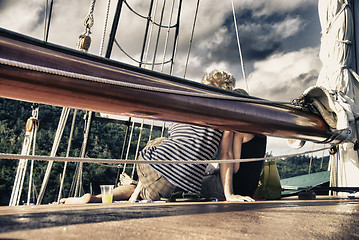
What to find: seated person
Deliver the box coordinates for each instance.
[61,70,235,204]
[201,89,267,202]
[61,122,223,204]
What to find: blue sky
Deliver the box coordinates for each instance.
[0,0,328,157]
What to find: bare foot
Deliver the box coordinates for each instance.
[60,193,93,204]
[120,172,135,186]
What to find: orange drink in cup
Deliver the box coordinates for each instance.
[100,185,114,203]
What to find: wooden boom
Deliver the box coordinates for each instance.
[0,28,340,143]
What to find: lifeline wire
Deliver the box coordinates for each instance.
[0,146,331,165]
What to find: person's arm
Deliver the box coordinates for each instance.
[219,131,254,202]
[219,131,236,200]
[129,180,142,202]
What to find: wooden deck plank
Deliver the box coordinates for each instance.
[0,196,358,239]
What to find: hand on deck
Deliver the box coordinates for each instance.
[225,194,255,202]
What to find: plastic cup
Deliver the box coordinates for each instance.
[100,185,114,203]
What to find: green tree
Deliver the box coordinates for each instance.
[0,98,166,205]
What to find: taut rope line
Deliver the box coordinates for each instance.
[0,146,331,165]
[231,0,249,93]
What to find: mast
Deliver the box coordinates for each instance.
[105,0,124,59]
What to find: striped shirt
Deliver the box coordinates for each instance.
[140,123,222,193]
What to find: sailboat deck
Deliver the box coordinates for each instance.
[0,196,358,239]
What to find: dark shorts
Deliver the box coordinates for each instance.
[200,172,226,200]
[137,163,176,201]
[201,161,263,199]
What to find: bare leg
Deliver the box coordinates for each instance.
[60,193,101,204]
[113,184,136,200]
[60,184,136,204]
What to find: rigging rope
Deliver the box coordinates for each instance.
[113,38,173,65]
[134,119,145,162]
[143,0,159,69]
[9,105,39,206]
[43,0,54,42]
[27,105,39,205]
[77,0,96,52]
[139,0,156,68]
[74,111,93,197]
[43,0,48,40]
[151,0,167,71]
[148,121,155,141]
[161,0,176,73]
[230,0,249,93]
[123,0,177,28]
[168,0,182,75]
[57,109,77,202]
[122,121,135,173]
[36,107,71,205]
[99,0,112,56]
[84,0,96,31]
[183,0,200,78]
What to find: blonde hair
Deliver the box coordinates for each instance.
[201,70,236,91]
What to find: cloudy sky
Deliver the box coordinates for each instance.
[0,0,329,158]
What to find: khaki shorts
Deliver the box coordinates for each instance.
[137,163,176,201]
[137,137,176,201]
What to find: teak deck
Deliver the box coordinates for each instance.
[0,196,358,239]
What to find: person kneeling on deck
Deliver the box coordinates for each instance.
[200,89,267,202]
[61,70,235,204]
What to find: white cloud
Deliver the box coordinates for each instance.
[0,0,44,37]
[233,0,317,17]
[272,16,307,39]
[198,27,231,51]
[237,16,307,55]
[247,47,322,101]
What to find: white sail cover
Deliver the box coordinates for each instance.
[316,0,359,195]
